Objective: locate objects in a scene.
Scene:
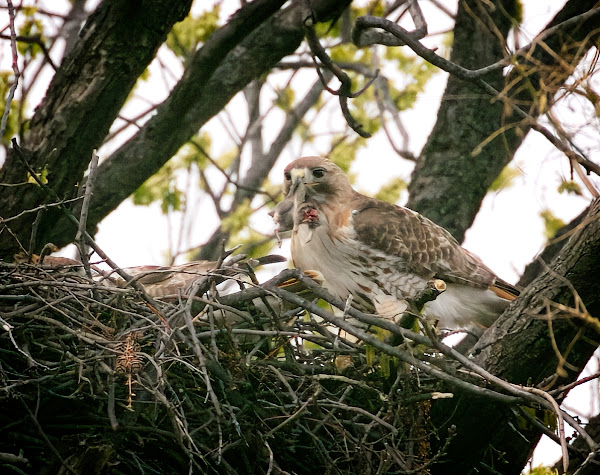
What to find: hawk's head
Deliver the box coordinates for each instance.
[271,157,355,236]
[282,156,353,204]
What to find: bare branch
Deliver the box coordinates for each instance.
[353,0,427,47]
[0,0,20,140]
[354,10,600,189]
[75,151,99,278]
[303,13,376,138]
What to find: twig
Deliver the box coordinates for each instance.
[374,75,416,161]
[321,399,398,434]
[548,370,600,398]
[573,451,600,475]
[76,150,100,278]
[0,452,29,464]
[182,294,223,417]
[0,197,83,224]
[0,0,20,140]
[269,364,299,405]
[28,210,44,262]
[0,315,50,369]
[107,373,119,430]
[265,387,322,437]
[22,398,77,474]
[520,386,569,473]
[0,33,57,70]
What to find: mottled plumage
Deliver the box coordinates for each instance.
[103,255,286,298]
[277,156,519,336]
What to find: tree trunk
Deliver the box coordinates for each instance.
[407,0,600,241]
[431,197,600,473]
[0,0,192,260]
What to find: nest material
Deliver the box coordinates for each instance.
[0,261,443,474]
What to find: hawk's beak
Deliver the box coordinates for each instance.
[289,167,313,198]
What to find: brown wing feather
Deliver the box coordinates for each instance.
[352,197,502,289]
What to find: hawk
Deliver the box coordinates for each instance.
[103,255,286,298]
[274,156,519,337]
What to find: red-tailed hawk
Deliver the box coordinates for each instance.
[274,156,519,337]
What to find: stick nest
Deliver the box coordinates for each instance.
[0,262,446,474]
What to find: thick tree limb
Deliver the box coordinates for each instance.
[0,0,193,259]
[430,197,600,473]
[42,0,349,253]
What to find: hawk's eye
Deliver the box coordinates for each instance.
[284,171,291,181]
[312,168,325,178]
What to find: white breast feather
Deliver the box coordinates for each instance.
[292,217,512,334]
[292,219,427,317]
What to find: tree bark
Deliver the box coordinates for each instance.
[0,0,192,260]
[430,197,600,473]
[407,0,600,242]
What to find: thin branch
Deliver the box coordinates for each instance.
[353,0,427,47]
[0,33,57,70]
[75,150,99,278]
[353,8,600,79]
[353,11,600,179]
[0,0,20,140]
[521,386,569,473]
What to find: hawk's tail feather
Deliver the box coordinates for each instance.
[490,278,520,301]
[278,270,324,296]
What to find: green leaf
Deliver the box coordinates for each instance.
[215,148,237,171]
[183,133,212,169]
[329,136,366,174]
[160,185,183,213]
[132,161,185,214]
[381,55,438,111]
[557,179,582,196]
[166,6,220,58]
[540,209,566,240]
[17,8,45,58]
[27,168,48,185]
[274,86,296,110]
[374,177,407,203]
[488,166,522,192]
